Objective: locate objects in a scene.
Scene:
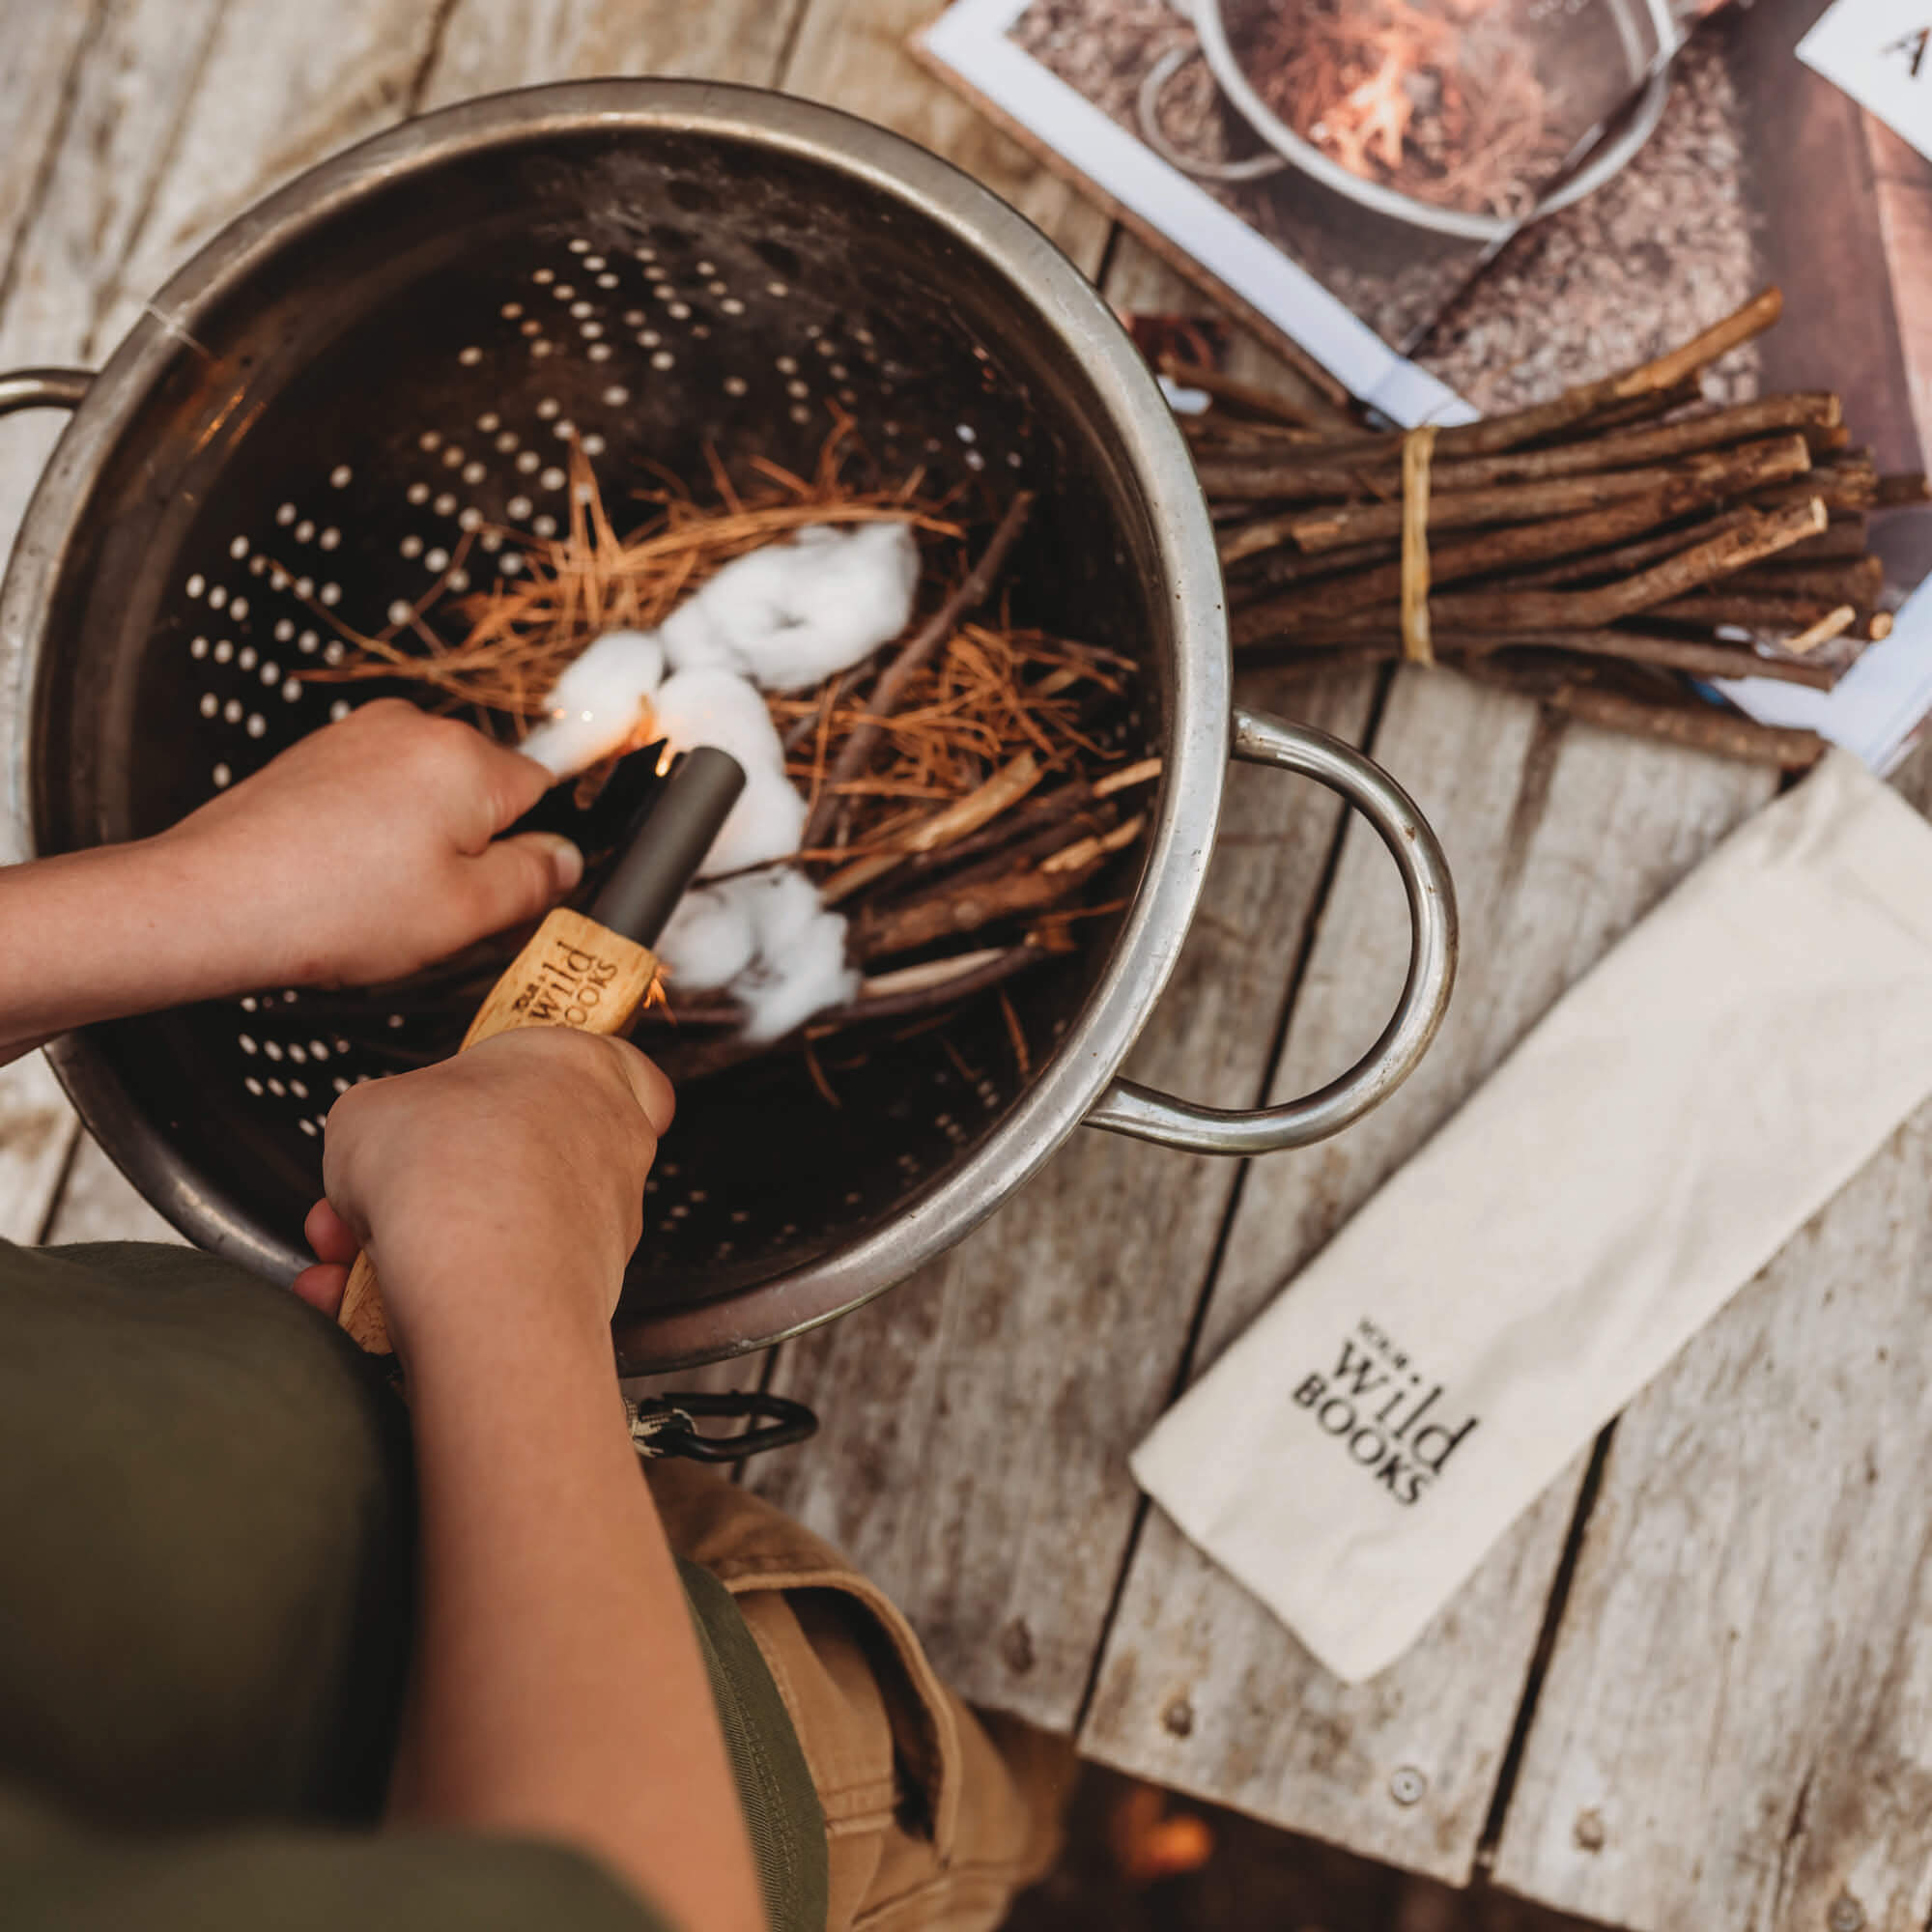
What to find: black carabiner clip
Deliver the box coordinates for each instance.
[626,1389,819,1463]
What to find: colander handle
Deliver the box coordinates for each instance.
[1086,708,1456,1154]
[0,369,92,416]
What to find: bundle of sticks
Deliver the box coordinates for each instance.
[307,434,1154,1079]
[1172,288,1929,768]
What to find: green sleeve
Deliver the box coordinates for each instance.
[0,1784,674,1932]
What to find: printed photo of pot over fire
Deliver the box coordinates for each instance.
[921,0,1727,411]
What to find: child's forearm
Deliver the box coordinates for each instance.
[391,1256,764,1932]
[0,704,577,1067]
[0,838,266,1064]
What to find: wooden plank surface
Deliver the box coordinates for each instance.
[0,1,101,296]
[101,0,450,355]
[1082,668,1776,1882]
[1488,749,1932,1932]
[0,1058,80,1247]
[42,1130,189,1246]
[0,0,228,570]
[0,1,211,1251]
[420,0,809,108]
[780,0,1111,273]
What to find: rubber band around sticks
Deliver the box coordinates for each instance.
[1400,425,1440,666]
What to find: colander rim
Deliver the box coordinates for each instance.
[0,78,1230,1367]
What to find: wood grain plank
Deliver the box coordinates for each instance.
[0,0,102,298]
[0,0,228,591]
[1488,745,1932,1932]
[100,0,449,355]
[0,1056,81,1246]
[780,0,1112,273]
[42,1130,188,1246]
[419,0,809,109]
[749,664,1376,1732]
[1082,668,1776,1882]
[0,3,233,1252]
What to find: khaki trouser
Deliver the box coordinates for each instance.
[649,1463,1073,1932]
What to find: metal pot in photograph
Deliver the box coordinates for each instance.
[0,81,1455,1370]
[1139,0,1678,242]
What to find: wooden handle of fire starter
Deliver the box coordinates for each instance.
[334,905,661,1355]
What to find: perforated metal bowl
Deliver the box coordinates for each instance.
[0,82,1454,1370]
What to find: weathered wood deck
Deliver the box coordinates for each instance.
[5,3,1932,1925]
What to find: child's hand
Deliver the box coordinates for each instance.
[293,1028,674,1358]
[152,699,582,989]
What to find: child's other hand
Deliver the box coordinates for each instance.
[293,1028,673,1357]
[153,699,581,988]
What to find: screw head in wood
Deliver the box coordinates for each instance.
[1389,1766,1427,1806]
[1827,1895,1865,1932]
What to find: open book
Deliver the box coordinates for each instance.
[918,0,1932,764]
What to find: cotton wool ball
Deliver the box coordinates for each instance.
[655,870,856,1041]
[516,628,665,778]
[653,881,757,992]
[650,668,803,876]
[730,870,861,1042]
[659,521,920,688]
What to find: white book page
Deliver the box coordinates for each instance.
[1798,0,1932,163]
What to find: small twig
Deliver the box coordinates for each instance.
[1236,494,1826,643]
[1435,289,1784,459]
[1508,509,1759,589]
[1196,394,1842,504]
[1092,755,1162,798]
[1038,812,1148,875]
[783,669,854,753]
[1648,591,1889,641]
[1157,351,1357,432]
[1463,658,1828,767]
[819,750,1044,904]
[1279,436,1812,555]
[800,492,1036,850]
[646,945,1045,1079]
[866,788,1111,896]
[862,947,1015,998]
[999,989,1031,1079]
[850,848,1099,962]
[1239,629,1841,691]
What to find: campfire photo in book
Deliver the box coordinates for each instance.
[1247,0,1587,219]
[920,0,1701,401]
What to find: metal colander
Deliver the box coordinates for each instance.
[2,82,1455,1370]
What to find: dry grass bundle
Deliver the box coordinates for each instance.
[307,419,960,724]
[305,420,1155,1068]
[779,621,1135,863]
